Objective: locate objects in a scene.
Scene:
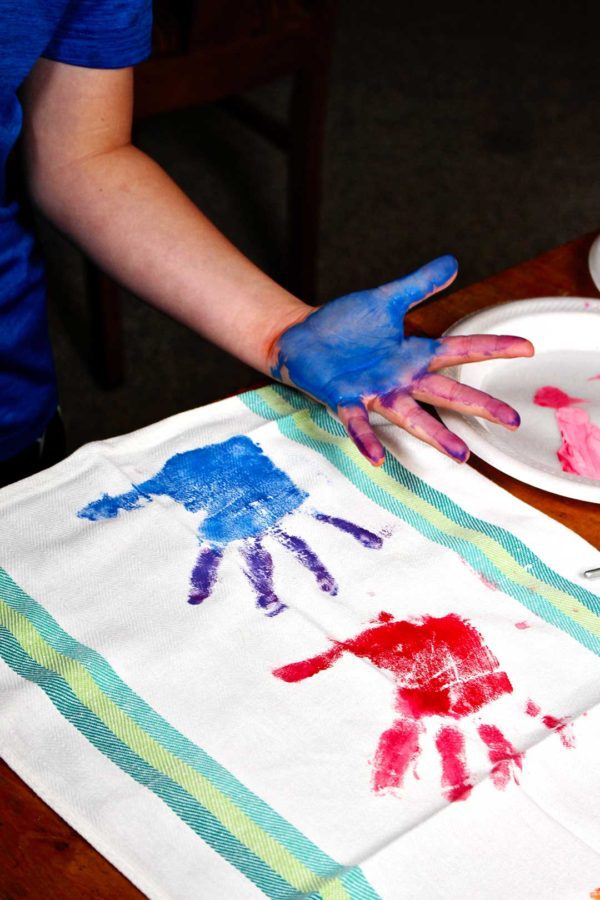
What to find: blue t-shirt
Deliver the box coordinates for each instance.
[0,1,152,461]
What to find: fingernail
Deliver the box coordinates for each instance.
[499,336,535,357]
[443,435,469,462]
[503,409,521,428]
[348,423,384,465]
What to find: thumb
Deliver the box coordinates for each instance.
[377,255,458,314]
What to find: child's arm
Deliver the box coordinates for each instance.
[22,60,309,376]
[22,60,533,466]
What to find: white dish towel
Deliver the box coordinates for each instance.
[1,384,599,899]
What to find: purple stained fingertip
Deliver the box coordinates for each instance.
[348,421,384,465]
[476,399,520,429]
[502,408,520,428]
[443,434,470,462]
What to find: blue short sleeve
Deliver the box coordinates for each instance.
[43,0,153,69]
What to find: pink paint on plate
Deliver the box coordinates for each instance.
[533,386,585,409]
[534,385,600,479]
[555,408,600,479]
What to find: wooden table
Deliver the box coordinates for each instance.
[1,234,599,898]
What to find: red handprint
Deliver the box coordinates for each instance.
[274,612,572,801]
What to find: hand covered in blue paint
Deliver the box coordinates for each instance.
[270,256,534,465]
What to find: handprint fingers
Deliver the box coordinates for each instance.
[377,255,458,313]
[430,334,534,369]
[372,392,469,462]
[411,373,520,429]
[337,402,385,466]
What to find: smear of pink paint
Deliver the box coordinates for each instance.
[555,407,600,479]
[525,699,541,717]
[376,610,395,623]
[588,375,600,382]
[524,703,576,748]
[514,621,530,630]
[542,714,576,749]
[478,723,524,788]
[534,385,600,479]
[534,386,585,409]
[274,645,343,682]
[459,558,498,591]
[479,575,498,591]
[435,725,473,802]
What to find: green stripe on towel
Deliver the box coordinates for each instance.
[0,581,379,900]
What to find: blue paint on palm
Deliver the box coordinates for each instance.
[272,255,456,411]
[78,436,383,615]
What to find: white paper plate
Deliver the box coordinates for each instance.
[589,233,600,293]
[438,297,600,502]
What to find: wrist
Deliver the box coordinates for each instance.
[261,295,314,377]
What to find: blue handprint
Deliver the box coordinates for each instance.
[77,436,382,616]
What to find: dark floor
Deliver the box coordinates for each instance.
[43,0,600,452]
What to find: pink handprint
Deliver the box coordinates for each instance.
[274,612,573,801]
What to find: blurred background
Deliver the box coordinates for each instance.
[41,0,600,452]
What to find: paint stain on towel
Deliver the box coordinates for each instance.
[525,699,541,717]
[541,714,576,749]
[526,700,575,748]
[459,558,498,591]
[275,612,574,802]
[78,436,382,614]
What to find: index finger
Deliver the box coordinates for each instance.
[429,334,534,370]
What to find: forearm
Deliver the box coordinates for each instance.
[29,142,310,374]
